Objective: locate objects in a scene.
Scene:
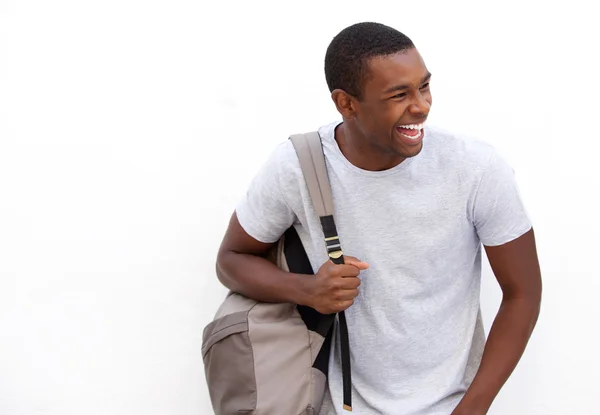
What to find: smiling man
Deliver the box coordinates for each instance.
[215,22,542,414]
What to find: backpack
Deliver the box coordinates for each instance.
[202,131,353,414]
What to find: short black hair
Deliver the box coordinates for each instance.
[324,22,415,100]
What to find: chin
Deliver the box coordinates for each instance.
[398,142,423,159]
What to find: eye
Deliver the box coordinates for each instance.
[420,82,430,90]
[392,92,407,99]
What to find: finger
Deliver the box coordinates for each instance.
[339,277,361,289]
[336,289,359,301]
[343,256,370,270]
[336,299,355,312]
[337,264,360,278]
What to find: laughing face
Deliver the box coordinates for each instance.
[334,48,432,168]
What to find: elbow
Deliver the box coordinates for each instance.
[526,290,542,324]
[502,272,543,308]
[503,287,542,310]
[527,291,542,332]
[533,286,542,318]
[215,260,226,287]
[502,282,542,326]
[215,250,235,291]
[215,254,228,287]
[530,279,543,316]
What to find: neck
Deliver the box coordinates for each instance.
[335,122,406,171]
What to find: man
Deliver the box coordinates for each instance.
[215,22,542,415]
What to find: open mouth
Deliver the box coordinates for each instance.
[396,122,425,141]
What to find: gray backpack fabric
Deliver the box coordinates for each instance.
[202,132,353,414]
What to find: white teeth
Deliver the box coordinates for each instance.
[399,123,425,130]
[396,122,425,140]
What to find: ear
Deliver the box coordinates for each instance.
[331,89,358,119]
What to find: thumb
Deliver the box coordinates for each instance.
[343,255,370,270]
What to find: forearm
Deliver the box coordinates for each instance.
[216,251,312,305]
[455,295,541,413]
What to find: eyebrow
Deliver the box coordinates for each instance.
[383,72,432,94]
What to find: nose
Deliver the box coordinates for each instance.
[409,92,431,115]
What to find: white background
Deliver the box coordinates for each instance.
[1,1,598,414]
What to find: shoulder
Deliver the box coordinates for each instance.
[257,137,301,177]
[268,121,340,176]
[256,132,316,200]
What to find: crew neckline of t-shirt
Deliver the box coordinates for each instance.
[320,120,416,178]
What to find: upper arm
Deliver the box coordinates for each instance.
[470,147,541,300]
[218,212,277,258]
[484,228,542,300]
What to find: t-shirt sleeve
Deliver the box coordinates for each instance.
[472,149,532,246]
[235,144,296,243]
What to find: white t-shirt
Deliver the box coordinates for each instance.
[235,121,532,415]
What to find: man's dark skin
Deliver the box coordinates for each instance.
[217,48,542,414]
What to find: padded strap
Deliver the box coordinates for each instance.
[290,132,334,217]
[291,132,344,265]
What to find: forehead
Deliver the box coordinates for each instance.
[362,49,428,95]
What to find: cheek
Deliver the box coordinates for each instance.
[424,90,433,105]
[386,103,410,122]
